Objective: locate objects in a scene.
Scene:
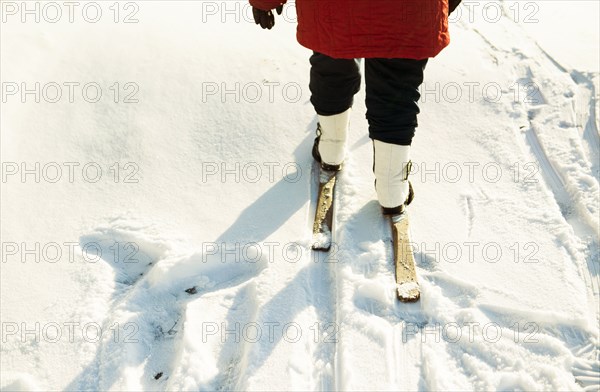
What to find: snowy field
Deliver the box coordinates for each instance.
[1,1,599,390]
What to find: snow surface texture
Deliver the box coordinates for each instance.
[1,1,599,391]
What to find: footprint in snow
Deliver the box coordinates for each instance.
[68,218,267,391]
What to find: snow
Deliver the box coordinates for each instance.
[1,1,599,391]
[397,282,420,299]
[311,230,332,251]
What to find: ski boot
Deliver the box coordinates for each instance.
[312,109,350,172]
[373,139,414,215]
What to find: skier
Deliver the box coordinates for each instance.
[251,0,461,215]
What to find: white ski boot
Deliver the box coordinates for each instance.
[373,139,414,215]
[312,109,350,171]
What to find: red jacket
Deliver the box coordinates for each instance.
[250,0,451,59]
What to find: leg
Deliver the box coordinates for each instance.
[365,58,427,145]
[309,52,361,116]
[309,52,361,168]
[365,58,427,213]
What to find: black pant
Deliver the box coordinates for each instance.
[309,52,428,146]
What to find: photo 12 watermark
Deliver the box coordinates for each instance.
[199,1,297,24]
[449,1,540,24]
[419,81,541,105]
[201,321,338,344]
[200,241,341,265]
[407,161,540,185]
[405,241,541,265]
[1,241,140,264]
[200,161,303,184]
[2,321,139,344]
[402,321,540,344]
[201,81,304,104]
[2,82,140,104]
[1,162,140,184]
[1,1,140,24]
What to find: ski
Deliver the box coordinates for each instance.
[390,212,420,302]
[309,161,418,300]
[312,166,338,251]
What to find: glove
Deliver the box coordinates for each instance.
[253,5,283,30]
[449,0,462,13]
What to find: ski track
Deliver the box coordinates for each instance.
[332,164,427,391]
[517,29,600,352]
[207,282,259,392]
[465,7,600,390]
[460,187,491,239]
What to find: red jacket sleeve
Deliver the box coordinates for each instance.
[249,0,286,11]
